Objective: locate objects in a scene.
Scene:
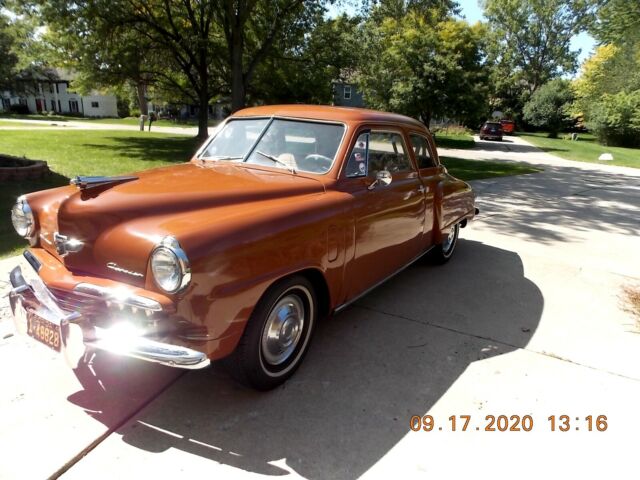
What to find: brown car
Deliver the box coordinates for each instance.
[9,105,478,390]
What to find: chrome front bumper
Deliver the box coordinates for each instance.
[8,253,210,370]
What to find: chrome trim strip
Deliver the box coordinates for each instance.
[334,245,435,314]
[74,283,163,312]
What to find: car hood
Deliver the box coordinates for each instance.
[33,162,325,287]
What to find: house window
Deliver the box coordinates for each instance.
[51,100,56,111]
[91,101,99,108]
[343,85,352,100]
[55,84,59,94]
[49,84,54,94]
[69,100,79,113]
[2,98,10,111]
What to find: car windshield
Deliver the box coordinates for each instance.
[199,118,345,174]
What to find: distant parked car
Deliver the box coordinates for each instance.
[479,121,503,141]
[500,119,515,135]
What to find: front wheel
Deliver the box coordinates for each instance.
[431,223,459,264]
[226,275,317,390]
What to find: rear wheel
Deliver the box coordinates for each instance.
[226,275,317,390]
[431,223,459,264]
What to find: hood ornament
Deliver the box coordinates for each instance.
[70,175,138,189]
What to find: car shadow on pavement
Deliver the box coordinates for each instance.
[67,239,543,478]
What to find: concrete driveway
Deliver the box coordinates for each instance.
[1,135,639,479]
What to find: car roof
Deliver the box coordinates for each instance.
[233,104,426,129]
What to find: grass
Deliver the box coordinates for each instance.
[433,133,476,150]
[622,285,640,332]
[520,132,640,169]
[0,113,219,128]
[441,156,543,181]
[0,120,61,127]
[0,129,201,258]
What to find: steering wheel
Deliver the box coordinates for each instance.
[302,154,333,173]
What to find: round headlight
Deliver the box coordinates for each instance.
[11,197,35,238]
[150,237,190,293]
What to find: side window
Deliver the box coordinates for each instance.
[368,132,412,174]
[345,132,369,177]
[345,130,413,178]
[410,134,436,169]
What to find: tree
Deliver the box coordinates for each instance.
[573,1,640,146]
[250,13,361,104]
[357,7,489,126]
[29,0,328,139]
[482,0,594,95]
[523,78,574,137]
[0,14,18,89]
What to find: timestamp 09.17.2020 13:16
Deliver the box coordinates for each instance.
[409,415,608,433]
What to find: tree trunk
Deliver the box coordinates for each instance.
[136,81,148,115]
[421,111,432,129]
[230,27,245,112]
[197,87,209,140]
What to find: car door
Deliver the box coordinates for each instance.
[341,128,426,299]
[409,132,440,247]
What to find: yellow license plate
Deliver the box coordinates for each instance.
[27,311,62,352]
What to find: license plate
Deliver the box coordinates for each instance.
[27,311,62,352]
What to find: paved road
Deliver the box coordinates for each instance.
[0,117,199,136]
[1,136,639,479]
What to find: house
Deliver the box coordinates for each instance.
[0,69,118,117]
[331,81,364,108]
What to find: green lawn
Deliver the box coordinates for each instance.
[0,129,201,258]
[520,132,640,169]
[0,113,218,128]
[0,120,61,127]
[441,156,542,181]
[433,133,476,149]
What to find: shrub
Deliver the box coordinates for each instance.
[8,104,29,114]
[587,90,640,147]
[523,79,575,138]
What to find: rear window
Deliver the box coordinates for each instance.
[484,122,501,127]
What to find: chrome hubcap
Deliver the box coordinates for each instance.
[261,294,305,366]
[443,225,457,253]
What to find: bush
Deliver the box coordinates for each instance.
[8,104,29,114]
[587,90,640,147]
[523,79,574,138]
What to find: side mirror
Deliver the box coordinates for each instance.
[368,170,392,190]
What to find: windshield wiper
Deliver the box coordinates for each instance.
[200,155,243,162]
[255,150,296,174]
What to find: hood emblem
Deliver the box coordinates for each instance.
[106,262,144,278]
[71,175,138,190]
[54,232,83,257]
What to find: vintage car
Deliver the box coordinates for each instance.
[9,105,478,390]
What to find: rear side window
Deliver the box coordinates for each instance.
[410,134,436,169]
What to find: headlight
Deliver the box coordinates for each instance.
[150,236,191,293]
[11,197,35,238]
